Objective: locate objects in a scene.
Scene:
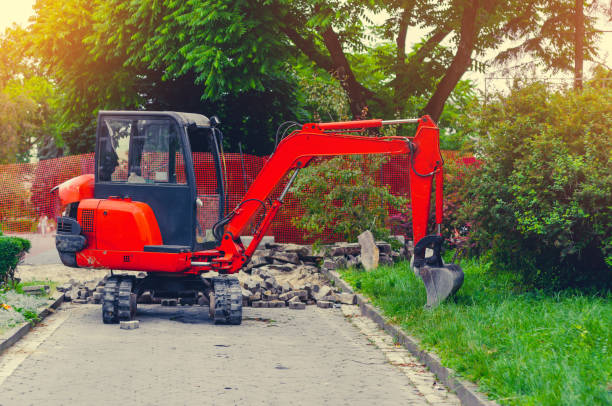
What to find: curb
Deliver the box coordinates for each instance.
[0,293,65,355]
[324,269,498,406]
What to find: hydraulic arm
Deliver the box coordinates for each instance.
[195,115,450,285]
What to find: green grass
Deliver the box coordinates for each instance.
[0,280,58,335]
[341,259,612,406]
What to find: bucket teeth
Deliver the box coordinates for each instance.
[417,264,464,307]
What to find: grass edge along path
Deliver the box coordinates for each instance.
[340,260,612,406]
[0,280,58,335]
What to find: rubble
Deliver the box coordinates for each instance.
[358,230,379,271]
[64,236,405,311]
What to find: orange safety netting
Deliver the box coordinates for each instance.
[0,151,461,243]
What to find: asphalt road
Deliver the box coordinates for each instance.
[0,303,460,406]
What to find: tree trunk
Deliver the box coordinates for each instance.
[574,0,584,90]
[422,1,480,123]
[321,27,368,118]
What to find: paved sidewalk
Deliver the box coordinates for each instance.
[0,303,459,405]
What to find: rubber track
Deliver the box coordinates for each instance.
[212,277,242,325]
[102,276,119,324]
[117,278,134,321]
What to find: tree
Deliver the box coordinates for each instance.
[0,27,64,163]
[492,0,601,76]
[22,0,604,155]
[24,0,305,155]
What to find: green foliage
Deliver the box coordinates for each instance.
[0,235,31,286]
[464,72,612,289]
[19,0,598,157]
[290,73,407,244]
[341,260,612,405]
[22,0,305,155]
[291,155,408,244]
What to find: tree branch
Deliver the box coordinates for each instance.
[279,26,335,73]
[423,0,481,122]
[320,26,370,117]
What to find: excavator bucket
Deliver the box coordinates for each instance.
[412,236,464,307]
[417,265,464,307]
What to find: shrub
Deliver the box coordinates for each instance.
[0,229,31,286]
[291,155,408,245]
[291,70,408,245]
[464,73,612,289]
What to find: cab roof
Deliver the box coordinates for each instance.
[98,110,211,128]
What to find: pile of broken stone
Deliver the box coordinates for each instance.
[59,230,407,310]
[235,233,403,310]
[57,279,104,304]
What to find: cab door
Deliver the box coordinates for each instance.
[94,114,196,249]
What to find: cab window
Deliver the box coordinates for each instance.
[97,117,187,184]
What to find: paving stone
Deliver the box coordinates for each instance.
[263,290,278,301]
[22,285,49,295]
[280,243,311,257]
[331,242,361,256]
[296,290,308,300]
[314,285,332,301]
[248,291,262,302]
[267,251,300,264]
[333,256,347,269]
[249,255,269,268]
[119,320,139,330]
[268,300,286,308]
[241,288,252,300]
[322,259,337,270]
[358,230,379,271]
[267,264,294,272]
[338,293,356,305]
[375,241,393,254]
[57,283,72,292]
[289,301,306,310]
[316,300,333,309]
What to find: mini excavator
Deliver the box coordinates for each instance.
[53,111,464,324]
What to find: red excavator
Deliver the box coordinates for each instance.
[53,111,463,324]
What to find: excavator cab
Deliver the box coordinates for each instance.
[94,111,224,251]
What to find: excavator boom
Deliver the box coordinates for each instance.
[203,115,463,306]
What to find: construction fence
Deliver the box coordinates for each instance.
[0,151,463,244]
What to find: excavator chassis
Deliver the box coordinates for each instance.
[100,273,242,325]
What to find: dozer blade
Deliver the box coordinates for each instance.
[417,264,464,307]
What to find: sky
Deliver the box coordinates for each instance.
[1,0,611,92]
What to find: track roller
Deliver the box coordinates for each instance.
[118,278,137,321]
[102,275,137,323]
[102,276,119,324]
[209,277,242,325]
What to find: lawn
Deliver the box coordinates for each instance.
[0,280,57,335]
[340,259,612,406]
